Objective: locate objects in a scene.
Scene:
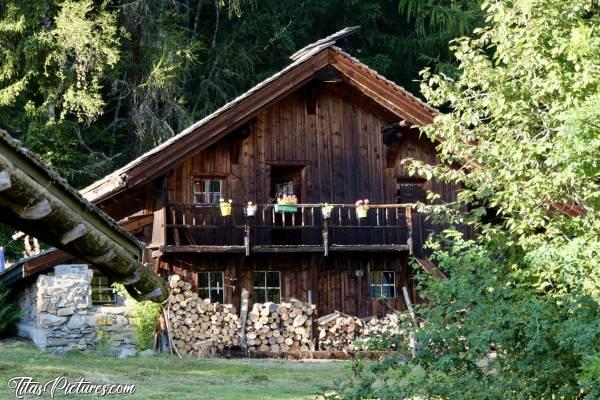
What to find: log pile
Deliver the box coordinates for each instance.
[317,312,407,351]
[167,275,241,356]
[317,312,364,351]
[354,313,405,350]
[246,299,316,352]
[363,313,403,337]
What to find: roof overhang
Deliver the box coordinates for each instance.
[81,45,437,204]
[0,130,168,302]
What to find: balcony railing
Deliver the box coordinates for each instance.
[165,202,417,255]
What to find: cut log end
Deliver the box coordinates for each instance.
[18,199,52,220]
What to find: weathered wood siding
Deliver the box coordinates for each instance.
[168,85,392,205]
[157,253,416,318]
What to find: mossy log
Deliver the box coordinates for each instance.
[0,152,168,302]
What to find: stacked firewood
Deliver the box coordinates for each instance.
[317,311,364,351]
[363,313,403,337]
[167,275,242,356]
[353,313,405,350]
[317,312,408,351]
[246,299,316,352]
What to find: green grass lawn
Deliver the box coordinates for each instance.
[0,341,349,399]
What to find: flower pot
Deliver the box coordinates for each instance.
[246,206,257,217]
[275,204,298,213]
[356,207,368,219]
[220,206,232,216]
[321,208,332,219]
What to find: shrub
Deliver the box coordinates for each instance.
[114,284,163,351]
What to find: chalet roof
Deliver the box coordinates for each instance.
[0,129,168,301]
[290,26,361,60]
[0,130,140,252]
[81,27,437,203]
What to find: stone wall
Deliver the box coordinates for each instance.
[16,265,137,357]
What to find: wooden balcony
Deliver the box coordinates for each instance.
[158,202,422,256]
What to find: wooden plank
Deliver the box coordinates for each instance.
[124,51,333,190]
[23,250,75,277]
[331,52,434,125]
[162,244,409,254]
[414,256,448,280]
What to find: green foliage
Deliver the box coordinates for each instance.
[398,0,483,76]
[0,1,125,185]
[579,356,600,398]
[114,284,162,351]
[0,283,22,335]
[337,0,600,398]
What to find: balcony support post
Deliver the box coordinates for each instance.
[323,218,329,256]
[244,217,251,256]
[406,206,413,255]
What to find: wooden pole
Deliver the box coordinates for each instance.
[405,206,413,255]
[164,307,182,358]
[323,218,329,256]
[244,217,251,256]
[402,286,417,358]
[239,288,250,349]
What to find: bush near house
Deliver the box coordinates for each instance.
[334,0,600,398]
[114,284,163,351]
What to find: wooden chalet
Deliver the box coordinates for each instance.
[81,28,459,317]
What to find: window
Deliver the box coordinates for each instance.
[270,165,303,202]
[193,179,222,205]
[396,178,426,204]
[198,272,224,303]
[91,271,117,304]
[369,271,396,299]
[253,271,281,303]
[276,181,294,197]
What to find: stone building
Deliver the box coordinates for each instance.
[9,261,136,357]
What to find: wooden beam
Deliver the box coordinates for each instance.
[414,256,448,280]
[17,199,52,220]
[23,250,74,278]
[0,143,168,302]
[60,224,87,245]
[161,244,409,254]
[162,245,246,253]
[120,214,154,235]
[0,131,141,257]
[0,170,11,191]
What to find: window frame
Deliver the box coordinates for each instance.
[192,178,223,205]
[91,270,117,305]
[396,177,427,204]
[253,271,281,303]
[368,270,396,299]
[198,271,225,303]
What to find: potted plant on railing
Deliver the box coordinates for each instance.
[321,203,333,219]
[245,201,257,217]
[219,199,233,216]
[355,199,370,219]
[275,194,298,213]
